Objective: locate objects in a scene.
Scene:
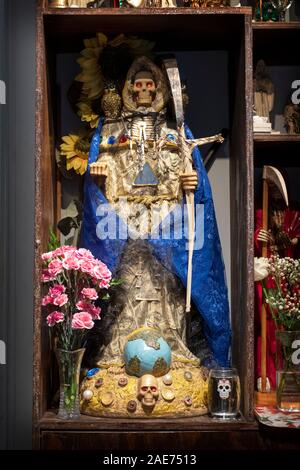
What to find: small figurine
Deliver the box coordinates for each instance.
[101,83,122,119]
[87,0,106,6]
[125,0,177,6]
[284,103,300,134]
[49,0,69,7]
[184,0,229,7]
[254,60,275,119]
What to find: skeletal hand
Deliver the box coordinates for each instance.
[257,229,270,243]
[90,161,108,177]
[180,171,198,191]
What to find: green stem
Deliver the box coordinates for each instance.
[262,280,279,329]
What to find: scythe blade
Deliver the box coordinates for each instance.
[263,165,289,207]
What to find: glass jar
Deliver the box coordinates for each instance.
[207,367,241,419]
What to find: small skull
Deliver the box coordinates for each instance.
[217,379,231,400]
[133,71,156,108]
[137,374,159,409]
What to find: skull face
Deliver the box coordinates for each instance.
[133,71,156,107]
[137,374,159,409]
[217,379,231,400]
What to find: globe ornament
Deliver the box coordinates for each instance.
[124,327,172,378]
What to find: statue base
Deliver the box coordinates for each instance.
[80,365,208,418]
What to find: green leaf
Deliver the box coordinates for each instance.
[110,278,123,286]
[48,229,60,251]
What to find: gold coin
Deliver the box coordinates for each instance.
[162,373,173,386]
[118,376,128,387]
[184,371,193,382]
[184,395,193,406]
[162,388,175,402]
[101,392,114,406]
[95,378,103,388]
[127,400,137,413]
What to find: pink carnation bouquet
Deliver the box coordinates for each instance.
[41,246,112,351]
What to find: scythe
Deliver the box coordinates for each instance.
[260,165,289,393]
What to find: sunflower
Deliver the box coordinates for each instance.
[75,33,108,101]
[75,33,154,128]
[77,101,100,129]
[60,133,91,175]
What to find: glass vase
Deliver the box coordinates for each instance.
[276,331,300,412]
[55,348,85,419]
[271,0,294,21]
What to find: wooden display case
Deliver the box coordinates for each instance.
[34,2,256,450]
[253,21,300,409]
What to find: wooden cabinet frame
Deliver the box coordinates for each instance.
[34,2,255,449]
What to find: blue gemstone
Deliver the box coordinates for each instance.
[86,368,100,377]
[107,135,116,145]
[166,133,176,142]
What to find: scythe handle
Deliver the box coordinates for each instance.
[261,178,269,393]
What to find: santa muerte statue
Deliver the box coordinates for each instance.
[60,34,231,417]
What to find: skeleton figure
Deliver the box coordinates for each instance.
[217,379,231,400]
[90,58,202,370]
[137,374,159,410]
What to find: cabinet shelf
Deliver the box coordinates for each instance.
[42,7,252,52]
[43,6,251,15]
[252,21,300,30]
[39,411,256,431]
[254,133,300,143]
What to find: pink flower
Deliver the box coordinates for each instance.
[89,305,101,320]
[76,301,101,320]
[49,284,65,297]
[52,246,76,258]
[75,248,94,260]
[81,288,98,300]
[42,295,53,306]
[71,312,94,330]
[61,246,77,254]
[42,269,56,282]
[93,263,112,283]
[62,256,80,270]
[41,251,53,261]
[99,279,110,289]
[79,259,94,274]
[53,293,68,307]
[48,259,63,277]
[76,300,90,311]
[52,247,64,257]
[47,311,64,327]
